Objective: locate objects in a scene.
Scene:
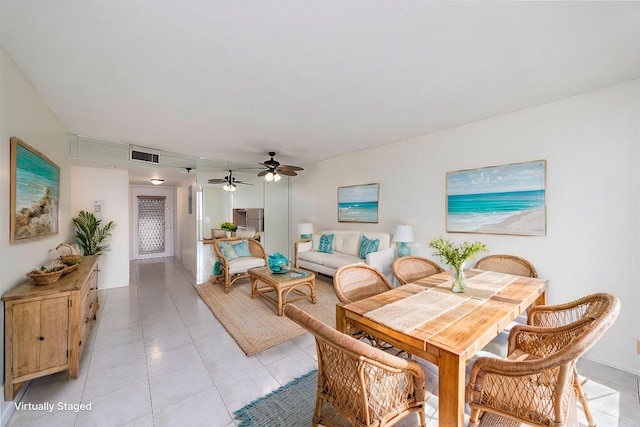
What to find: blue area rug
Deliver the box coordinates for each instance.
[233,370,318,427]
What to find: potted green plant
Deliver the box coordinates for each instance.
[220,221,236,237]
[428,237,487,293]
[72,210,117,255]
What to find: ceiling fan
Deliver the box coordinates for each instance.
[207,170,252,192]
[258,151,304,182]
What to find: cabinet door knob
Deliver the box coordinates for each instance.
[39,336,45,341]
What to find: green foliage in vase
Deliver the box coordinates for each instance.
[72,210,117,255]
[428,237,488,269]
[220,222,237,232]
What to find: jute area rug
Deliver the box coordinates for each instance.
[194,275,339,356]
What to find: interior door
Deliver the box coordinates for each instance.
[132,186,173,259]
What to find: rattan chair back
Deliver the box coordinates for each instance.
[525,292,617,427]
[333,264,393,304]
[284,304,426,427]
[475,254,538,278]
[468,293,620,427]
[392,256,444,285]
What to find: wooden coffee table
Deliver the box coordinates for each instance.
[249,267,316,316]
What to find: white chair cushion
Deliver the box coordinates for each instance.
[323,253,362,269]
[298,250,327,265]
[228,257,265,275]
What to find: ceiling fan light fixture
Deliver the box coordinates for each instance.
[223,183,236,192]
[273,173,281,182]
[264,171,274,182]
[150,179,164,185]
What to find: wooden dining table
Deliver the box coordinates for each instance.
[336,269,548,427]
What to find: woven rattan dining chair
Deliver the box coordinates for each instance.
[334,264,394,304]
[284,304,427,427]
[467,293,620,427]
[392,256,444,285]
[212,237,267,293]
[526,293,617,427]
[475,254,538,278]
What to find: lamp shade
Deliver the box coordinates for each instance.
[298,223,314,240]
[392,225,414,243]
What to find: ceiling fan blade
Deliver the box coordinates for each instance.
[236,181,254,186]
[257,170,269,177]
[208,178,227,184]
[277,165,303,171]
[278,169,297,176]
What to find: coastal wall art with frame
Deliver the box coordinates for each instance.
[446,160,546,236]
[10,137,60,243]
[338,183,379,223]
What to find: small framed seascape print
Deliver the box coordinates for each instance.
[338,183,379,223]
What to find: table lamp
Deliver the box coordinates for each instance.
[298,223,314,240]
[392,225,414,257]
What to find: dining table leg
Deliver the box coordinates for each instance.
[439,350,466,427]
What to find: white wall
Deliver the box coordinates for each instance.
[71,166,130,289]
[177,177,198,279]
[0,47,73,423]
[293,79,640,375]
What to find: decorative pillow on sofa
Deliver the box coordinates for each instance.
[318,234,335,254]
[359,235,379,259]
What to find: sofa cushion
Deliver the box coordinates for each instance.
[324,253,362,269]
[318,234,335,254]
[359,235,380,259]
[339,233,362,256]
[298,250,328,265]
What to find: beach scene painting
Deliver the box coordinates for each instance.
[338,183,379,223]
[10,137,60,242]
[446,160,546,236]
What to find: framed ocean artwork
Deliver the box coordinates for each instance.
[338,183,379,223]
[446,160,546,236]
[10,137,60,242]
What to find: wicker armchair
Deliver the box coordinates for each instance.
[283,304,426,427]
[475,254,538,278]
[392,256,444,285]
[212,238,267,293]
[334,264,393,304]
[467,293,620,427]
[526,293,617,427]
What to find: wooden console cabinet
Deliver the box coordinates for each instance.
[2,255,99,401]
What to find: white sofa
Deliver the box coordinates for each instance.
[294,230,395,280]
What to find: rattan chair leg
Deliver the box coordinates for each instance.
[574,373,596,427]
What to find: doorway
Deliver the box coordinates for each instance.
[132,186,173,259]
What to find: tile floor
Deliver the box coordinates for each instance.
[5,252,639,426]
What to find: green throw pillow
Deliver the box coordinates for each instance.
[318,234,335,254]
[359,235,379,259]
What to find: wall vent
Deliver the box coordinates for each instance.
[130,146,160,164]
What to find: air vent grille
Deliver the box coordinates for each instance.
[130,145,160,164]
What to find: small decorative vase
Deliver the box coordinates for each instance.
[452,262,466,293]
[225,231,231,238]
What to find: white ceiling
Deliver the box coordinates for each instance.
[2,1,640,186]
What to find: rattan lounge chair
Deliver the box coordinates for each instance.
[212,237,267,293]
[284,304,427,427]
[526,293,618,427]
[475,254,538,278]
[392,256,444,285]
[467,293,620,427]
